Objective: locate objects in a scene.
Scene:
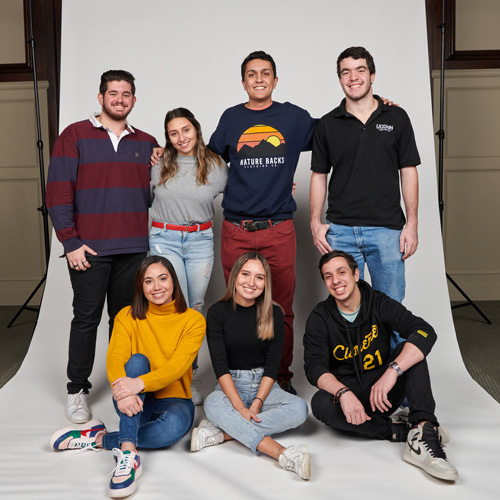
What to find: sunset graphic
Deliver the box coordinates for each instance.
[236,124,287,158]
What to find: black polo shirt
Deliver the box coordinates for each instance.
[311,95,420,229]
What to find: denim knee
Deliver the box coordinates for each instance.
[289,397,309,428]
[124,353,151,378]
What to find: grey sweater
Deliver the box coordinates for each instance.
[150,155,227,224]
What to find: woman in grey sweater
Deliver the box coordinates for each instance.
[150,108,227,403]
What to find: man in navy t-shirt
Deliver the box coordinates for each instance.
[208,51,317,393]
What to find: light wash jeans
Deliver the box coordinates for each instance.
[149,225,214,311]
[326,223,405,348]
[102,354,194,450]
[203,368,308,454]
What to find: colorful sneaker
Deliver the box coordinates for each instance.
[278,444,311,480]
[190,419,224,452]
[403,422,458,481]
[49,419,106,452]
[191,383,203,406]
[66,389,91,424]
[109,448,142,498]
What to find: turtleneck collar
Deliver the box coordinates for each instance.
[147,300,178,316]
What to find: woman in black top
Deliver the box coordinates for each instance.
[190,251,310,480]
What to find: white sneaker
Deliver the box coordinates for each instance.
[278,444,311,480]
[190,419,224,452]
[403,422,458,481]
[191,383,203,406]
[66,389,91,424]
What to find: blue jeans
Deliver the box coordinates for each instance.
[149,225,214,311]
[326,223,405,348]
[102,354,194,450]
[203,368,308,454]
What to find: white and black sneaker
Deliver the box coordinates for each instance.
[403,422,458,481]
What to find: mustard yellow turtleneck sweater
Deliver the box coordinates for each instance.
[107,300,206,399]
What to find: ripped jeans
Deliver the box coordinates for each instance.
[149,225,214,311]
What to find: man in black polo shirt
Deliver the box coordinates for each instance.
[309,46,419,349]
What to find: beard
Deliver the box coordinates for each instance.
[101,102,133,122]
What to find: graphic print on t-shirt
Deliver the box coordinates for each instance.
[237,124,286,167]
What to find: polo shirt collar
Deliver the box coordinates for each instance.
[89,112,135,133]
[335,94,389,119]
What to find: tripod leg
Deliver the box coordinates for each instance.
[447,273,492,325]
[7,275,46,328]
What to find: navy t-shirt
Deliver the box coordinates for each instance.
[209,102,317,220]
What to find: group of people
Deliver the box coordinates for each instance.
[46,47,458,498]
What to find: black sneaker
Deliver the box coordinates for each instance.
[389,421,410,442]
[278,380,297,395]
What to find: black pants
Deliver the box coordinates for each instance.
[67,252,146,394]
[311,343,438,440]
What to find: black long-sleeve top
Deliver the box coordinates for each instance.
[206,301,284,380]
[303,280,437,388]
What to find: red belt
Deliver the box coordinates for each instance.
[152,220,213,232]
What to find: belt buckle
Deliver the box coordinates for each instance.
[242,220,257,231]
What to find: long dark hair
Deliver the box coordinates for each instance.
[130,256,187,320]
[159,107,223,186]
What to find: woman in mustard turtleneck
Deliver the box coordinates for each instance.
[49,255,205,498]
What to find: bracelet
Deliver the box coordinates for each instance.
[334,386,352,404]
[254,397,264,404]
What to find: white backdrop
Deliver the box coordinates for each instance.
[1,1,499,499]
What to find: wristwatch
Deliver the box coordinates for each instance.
[388,361,403,377]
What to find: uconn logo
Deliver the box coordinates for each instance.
[376,124,393,132]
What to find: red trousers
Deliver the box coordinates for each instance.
[221,219,296,382]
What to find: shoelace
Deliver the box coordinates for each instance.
[69,390,89,412]
[201,428,222,446]
[280,449,300,471]
[111,449,136,477]
[71,437,100,455]
[421,424,447,459]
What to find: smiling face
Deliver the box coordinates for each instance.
[234,258,266,307]
[242,59,278,109]
[338,57,375,102]
[321,257,361,311]
[142,262,174,307]
[98,80,136,122]
[166,117,198,157]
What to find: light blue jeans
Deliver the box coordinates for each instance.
[204,368,308,454]
[149,225,214,311]
[102,354,194,450]
[326,223,405,348]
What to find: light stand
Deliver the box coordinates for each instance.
[436,0,491,325]
[8,0,51,328]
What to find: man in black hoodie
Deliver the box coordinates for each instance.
[303,250,458,482]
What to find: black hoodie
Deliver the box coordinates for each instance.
[303,280,436,388]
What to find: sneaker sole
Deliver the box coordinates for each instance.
[403,451,458,481]
[67,412,92,424]
[190,427,202,452]
[49,419,104,450]
[109,464,143,498]
[300,450,311,481]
